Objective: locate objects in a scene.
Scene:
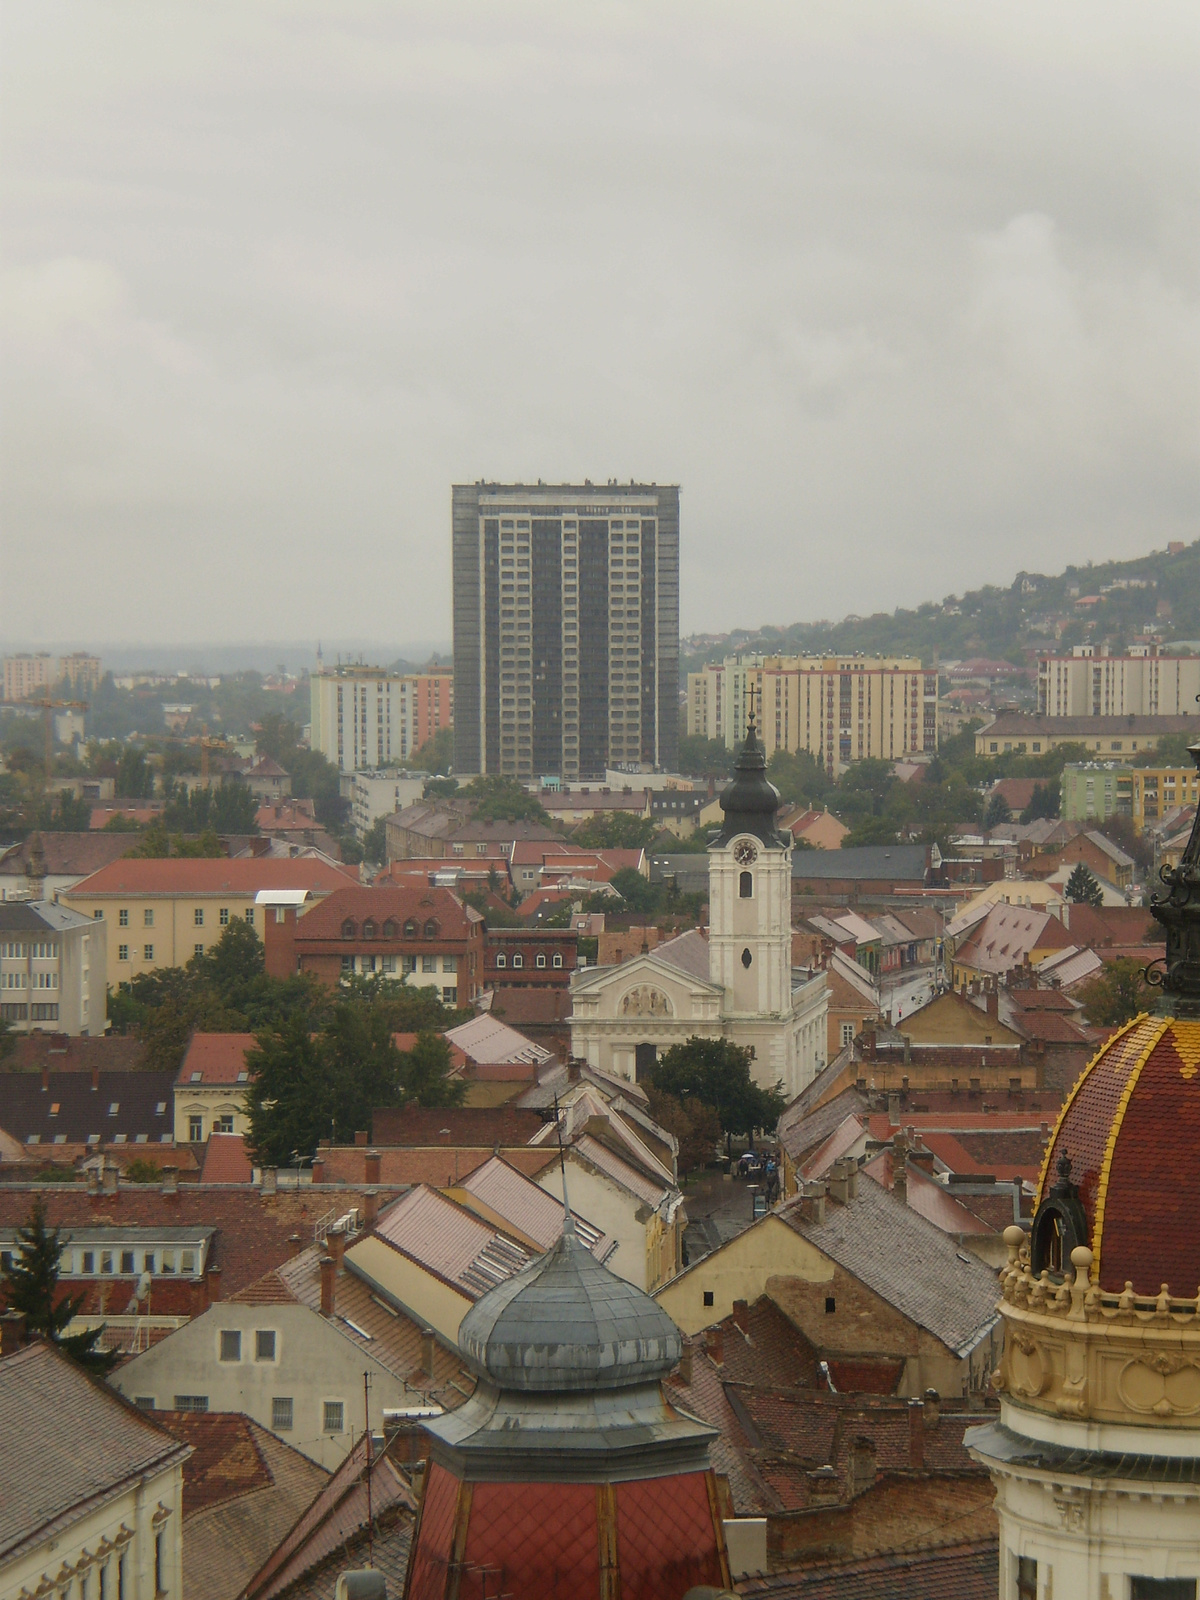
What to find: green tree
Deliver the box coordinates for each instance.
[363,816,389,866]
[123,1158,164,1183]
[1020,781,1060,823]
[677,735,734,779]
[1065,862,1105,907]
[1077,958,1155,1026]
[608,866,659,913]
[767,748,831,807]
[573,812,657,850]
[424,775,460,799]
[648,1037,785,1150]
[984,790,1012,829]
[413,726,454,775]
[398,1031,466,1108]
[1,1197,118,1373]
[116,746,155,798]
[644,1086,723,1177]
[40,791,92,831]
[461,774,551,825]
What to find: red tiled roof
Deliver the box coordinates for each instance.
[67,858,356,895]
[485,987,572,1027]
[319,1144,557,1187]
[159,1410,273,1514]
[289,884,480,942]
[370,1105,547,1147]
[739,1538,998,1598]
[0,831,134,878]
[9,1034,146,1074]
[177,1033,256,1086]
[824,1359,904,1394]
[200,1134,254,1184]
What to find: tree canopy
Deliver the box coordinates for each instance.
[647,1037,786,1144]
[572,812,657,850]
[1065,862,1105,907]
[1,1197,118,1373]
[460,773,551,825]
[1077,957,1155,1026]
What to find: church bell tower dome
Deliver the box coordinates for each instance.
[966,744,1200,1600]
[712,717,787,850]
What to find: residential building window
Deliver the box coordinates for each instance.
[161,1251,176,1273]
[174,1394,208,1411]
[441,955,458,973]
[272,1396,294,1431]
[512,954,523,969]
[121,1250,135,1274]
[536,953,546,969]
[840,1022,855,1048]
[341,955,354,973]
[244,908,254,924]
[1130,1585,1197,1600]
[323,1400,345,1433]
[495,953,507,968]
[118,944,129,961]
[220,1329,242,1362]
[82,1250,95,1273]
[552,953,563,968]
[442,986,458,1004]
[220,907,230,925]
[422,955,437,973]
[214,1114,234,1134]
[144,944,154,961]
[194,944,204,958]
[180,1250,196,1273]
[188,1115,203,1142]
[118,908,129,927]
[825,1296,836,1313]
[144,909,154,927]
[134,1396,155,1410]
[194,908,204,926]
[402,954,416,975]
[256,1329,277,1361]
[101,1250,113,1273]
[423,919,438,937]
[144,1252,155,1273]
[702,1291,714,1308]
[155,1530,165,1594]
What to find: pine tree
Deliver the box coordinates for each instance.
[1065,861,1105,908]
[1,1197,118,1373]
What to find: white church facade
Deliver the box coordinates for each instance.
[568,719,827,1100]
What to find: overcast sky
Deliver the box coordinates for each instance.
[2,2,1197,651]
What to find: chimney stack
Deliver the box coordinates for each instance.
[677,1344,693,1385]
[328,1229,346,1272]
[908,1400,925,1468]
[705,1325,724,1365]
[310,1156,325,1185]
[354,1130,368,1147]
[86,1165,100,1198]
[363,1189,378,1229]
[319,1255,335,1316]
[41,1066,49,1093]
[887,1094,900,1126]
[800,1181,827,1225]
[421,1326,436,1379]
[923,1388,941,1429]
[0,1311,27,1356]
[102,1161,119,1197]
[828,1159,850,1206]
[892,1141,908,1206]
[260,1166,277,1198]
[161,1165,179,1198]
[206,1265,222,1304]
[986,987,999,1020]
[91,1066,100,1093]
[364,1149,382,1186]
[288,1233,303,1257]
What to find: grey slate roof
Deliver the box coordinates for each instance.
[0,1340,190,1566]
[779,1177,1001,1356]
[778,1086,871,1164]
[652,928,714,983]
[458,1214,681,1392]
[792,845,929,883]
[966,1420,1200,1484]
[0,899,96,933]
[0,1068,177,1147]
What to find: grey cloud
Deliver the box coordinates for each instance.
[2,1,1197,646]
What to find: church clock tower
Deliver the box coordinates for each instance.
[708,715,794,1083]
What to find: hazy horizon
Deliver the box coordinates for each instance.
[3,4,1197,646]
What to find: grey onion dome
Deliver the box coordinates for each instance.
[457,1215,682,1392]
[712,720,787,849]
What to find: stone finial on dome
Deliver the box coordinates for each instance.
[1149,738,1200,1016]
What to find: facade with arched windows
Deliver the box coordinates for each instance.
[568,723,827,1100]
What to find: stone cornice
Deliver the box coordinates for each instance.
[992,1228,1200,1429]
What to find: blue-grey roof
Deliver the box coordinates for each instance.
[458,1214,682,1392]
[792,845,929,882]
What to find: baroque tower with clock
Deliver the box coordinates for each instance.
[568,714,827,1100]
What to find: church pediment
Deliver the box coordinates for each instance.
[570,951,723,1015]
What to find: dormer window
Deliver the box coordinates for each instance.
[512,953,523,970]
[341,920,357,939]
[423,919,439,938]
[404,920,417,938]
[495,953,507,968]
[383,920,396,938]
[362,919,376,939]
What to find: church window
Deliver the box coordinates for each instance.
[1016,1558,1037,1600]
[741,947,752,968]
[1130,1582,1197,1599]
[739,871,752,898]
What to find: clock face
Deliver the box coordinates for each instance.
[733,839,758,865]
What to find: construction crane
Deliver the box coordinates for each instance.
[27,698,89,783]
[197,727,233,786]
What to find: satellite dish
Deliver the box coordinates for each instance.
[135,1271,151,1302]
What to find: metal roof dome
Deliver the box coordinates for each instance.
[711,718,786,850]
[457,1214,682,1392]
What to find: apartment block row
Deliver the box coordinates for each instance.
[308,661,453,773]
[687,654,938,772]
[1038,646,1200,718]
[2,650,103,702]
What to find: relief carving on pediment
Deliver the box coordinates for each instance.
[620,985,673,1018]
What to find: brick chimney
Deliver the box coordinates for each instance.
[863,1018,877,1060]
[677,1344,693,1385]
[102,1161,119,1197]
[310,1155,325,1184]
[206,1265,222,1303]
[0,1311,27,1356]
[986,986,999,1020]
[319,1255,336,1316]
[887,1093,900,1126]
[732,1299,749,1330]
[262,901,300,980]
[828,1159,850,1206]
[705,1325,724,1365]
[923,1388,941,1429]
[364,1149,382,1185]
[288,1233,303,1257]
[892,1141,908,1206]
[908,1399,925,1467]
[161,1165,179,1198]
[354,1130,368,1147]
[86,1165,101,1198]
[328,1230,346,1272]
[260,1166,277,1197]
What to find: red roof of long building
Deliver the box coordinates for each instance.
[67,858,357,896]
